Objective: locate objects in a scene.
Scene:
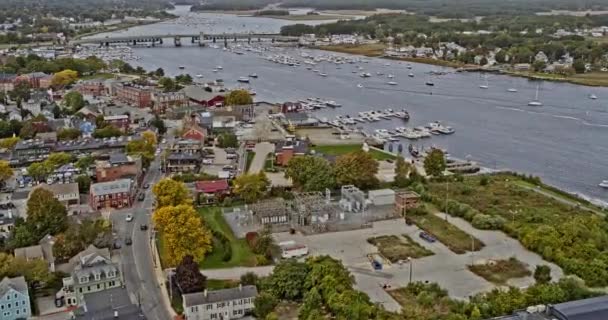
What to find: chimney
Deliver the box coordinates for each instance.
[203,289,208,297]
[238,284,242,291]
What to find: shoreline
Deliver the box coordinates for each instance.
[314,44,608,87]
[73,18,174,41]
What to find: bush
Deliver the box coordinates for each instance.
[246,232,259,249]
[472,214,506,230]
[408,206,428,216]
[480,176,489,186]
[222,244,232,262]
[256,254,270,266]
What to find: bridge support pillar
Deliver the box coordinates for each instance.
[174,36,181,47]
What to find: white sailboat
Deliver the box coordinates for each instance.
[528,83,543,106]
[479,74,488,89]
[507,88,518,92]
[589,94,598,100]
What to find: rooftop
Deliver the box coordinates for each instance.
[183,285,257,307]
[182,85,226,102]
[37,182,79,196]
[195,180,230,194]
[0,276,28,297]
[90,179,132,197]
[75,287,145,320]
[551,295,608,320]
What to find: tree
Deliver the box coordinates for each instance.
[254,292,278,319]
[152,205,212,267]
[46,152,73,169]
[217,132,238,148]
[285,156,335,191]
[240,272,259,287]
[63,91,85,113]
[151,115,167,135]
[534,265,552,284]
[152,178,192,208]
[265,260,309,300]
[75,175,91,193]
[9,81,31,102]
[158,77,178,92]
[0,252,53,285]
[424,149,446,177]
[75,155,94,172]
[334,150,379,189]
[394,156,412,187]
[155,68,165,77]
[57,128,81,140]
[233,172,270,203]
[141,130,157,146]
[0,136,20,149]
[51,69,78,88]
[495,50,507,63]
[92,125,123,138]
[298,287,323,320]
[126,138,155,168]
[26,188,68,240]
[175,255,207,294]
[175,74,193,85]
[533,60,546,72]
[470,305,482,320]
[27,162,51,182]
[0,160,13,182]
[225,89,253,105]
[572,59,586,73]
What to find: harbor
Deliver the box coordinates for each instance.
[89,9,608,206]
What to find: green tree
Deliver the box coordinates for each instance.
[151,114,167,135]
[126,139,155,168]
[9,81,31,102]
[175,74,193,85]
[298,287,323,319]
[158,77,178,92]
[155,68,165,77]
[57,128,81,140]
[394,156,412,187]
[334,150,379,189]
[534,265,552,284]
[46,152,73,169]
[0,160,13,182]
[217,132,238,148]
[27,162,51,182]
[285,156,335,191]
[26,188,68,240]
[533,60,547,72]
[424,149,446,177]
[75,175,91,193]
[265,260,309,300]
[63,91,85,113]
[225,89,253,105]
[254,292,278,319]
[495,50,507,63]
[75,155,94,172]
[233,172,270,203]
[470,305,482,320]
[92,125,123,138]
[572,59,586,73]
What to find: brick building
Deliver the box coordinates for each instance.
[111,83,152,108]
[394,190,420,217]
[95,153,143,183]
[89,179,133,210]
[76,80,106,96]
[275,138,309,166]
[152,90,189,114]
[103,114,130,132]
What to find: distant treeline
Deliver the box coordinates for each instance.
[194,0,608,18]
[253,9,290,16]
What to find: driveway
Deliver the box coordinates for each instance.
[249,142,274,173]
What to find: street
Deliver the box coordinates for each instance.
[111,137,174,320]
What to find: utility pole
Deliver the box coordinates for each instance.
[470,235,475,266]
[408,257,413,284]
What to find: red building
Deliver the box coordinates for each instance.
[95,154,143,183]
[182,115,207,142]
[195,180,230,204]
[103,114,130,132]
[76,80,106,96]
[182,85,226,107]
[112,83,152,108]
[89,179,133,210]
[275,139,309,166]
[16,72,53,89]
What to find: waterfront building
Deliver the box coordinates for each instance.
[152,90,189,114]
[182,285,257,320]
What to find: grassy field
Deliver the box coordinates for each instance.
[259,14,354,20]
[468,257,532,285]
[245,151,255,172]
[368,235,434,262]
[409,205,484,254]
[199,207,257,269]
[388,283,452,319]
[206,279,240,290]
[312,144,397,161]
[318,43,387,57]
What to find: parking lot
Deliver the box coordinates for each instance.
[274,212,564,312]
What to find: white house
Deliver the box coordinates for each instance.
[535,51,549,63]
[183,285,257,320]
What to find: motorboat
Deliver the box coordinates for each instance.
[212,69,218,73]
[507,88,518,92]
[408,73,414,77]
[237,77,250,83]
[249,73,258,78]
[425,81,435,86]
[216,66,223,70]
[387,81,398,86]
[589,94,598,100]
[325,101,341,108]
[479,74,489,89]
[406,64,412,69]
[356,83,364,88]
[599,180,608,188]
[196,74,203,78]
[319,73,328,77]
[387,74,395,78]
[437,126,455,135]
[360,72,372,78]
[178,66,185,69]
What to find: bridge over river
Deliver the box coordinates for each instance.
[73,32,299,47]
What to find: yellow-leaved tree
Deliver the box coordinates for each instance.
[153,204,212,267]
[153,178,192,208]
[0,160,13,183]
[51,69,79,89]
[141,130,157,146]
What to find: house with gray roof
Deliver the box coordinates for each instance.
[0,276,31,320]
[183,285,257,320]
[59,245,122,307]
[14,234,56,272]
[89,179,133,210]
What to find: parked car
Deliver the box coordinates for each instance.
[140,224,148,231]
[138,193,145,201]
[125,237,132,246]
[419,231,437,243]
[113,240,122,249]
[126,214,133,222]
[143,183,150,189]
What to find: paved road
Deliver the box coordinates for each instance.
[249,142,274,173]
[112,137,174,320]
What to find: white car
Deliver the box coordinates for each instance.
[126,214,133,222]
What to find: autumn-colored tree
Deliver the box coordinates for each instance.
[0,160,13,182]
[45,152,73,169]
[175,255,207,294]
[285,156,335,191]
[334,150,379,189]
[0,136,20,149]
[233,172,270,203]
[153,204,212,267]
[153,178,192,209]
[394,156,412,187]
[225,89,253,105]
[126,139,155,168]
[141,130,157,146]
[26,188,68,240]
[51,69,79,88]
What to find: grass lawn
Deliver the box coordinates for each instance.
[468,257,532,285]
[312,144,397,161]
[198,207,257,269]
[80,73,115,80]
[368,235,434,262]
[245,151,255,172]
[387,283,452,319]
[206,279,240,290]
[409,206,484,254]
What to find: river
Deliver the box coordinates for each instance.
[94,7,608,205]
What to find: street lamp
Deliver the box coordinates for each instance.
[408,257,413,284]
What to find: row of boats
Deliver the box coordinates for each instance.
[368,121,455,142]
[319,108,410,126]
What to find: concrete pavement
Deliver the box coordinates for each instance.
[249,142,274,173]
[200,266,275,279]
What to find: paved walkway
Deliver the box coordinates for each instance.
[200,266,275,279]
[249,142,274,173]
